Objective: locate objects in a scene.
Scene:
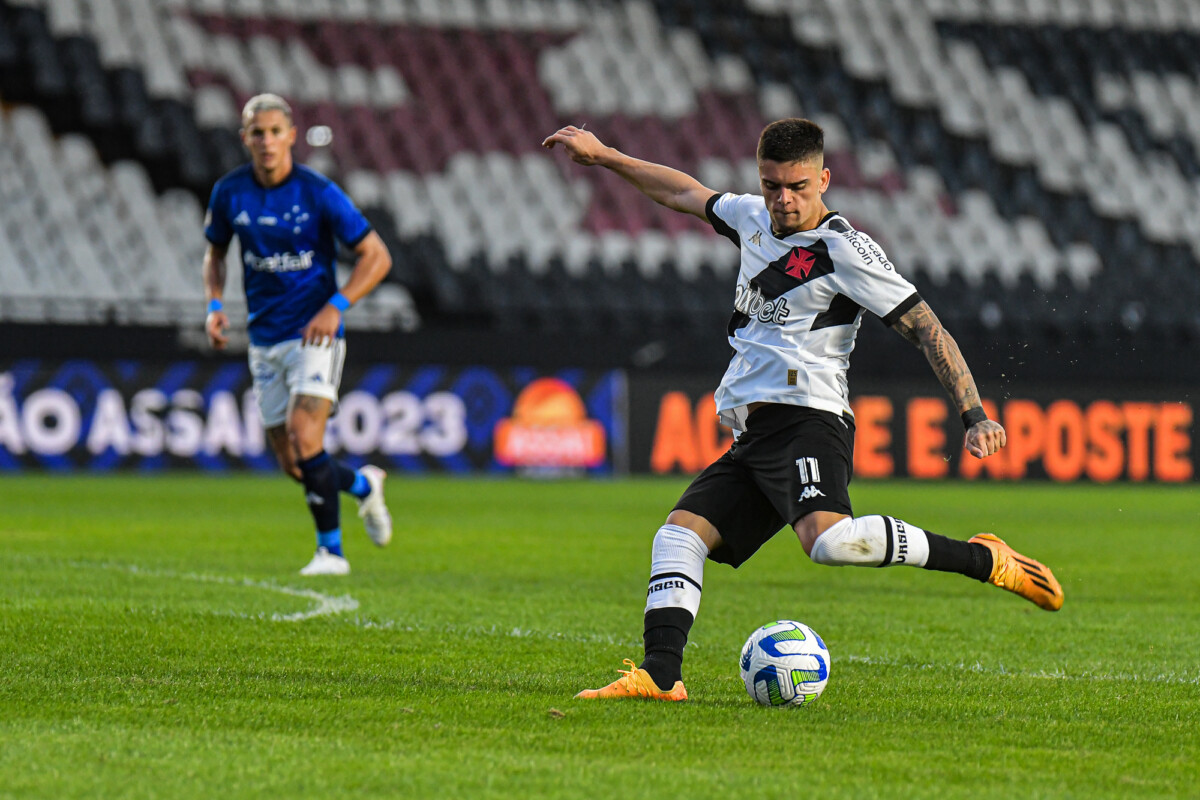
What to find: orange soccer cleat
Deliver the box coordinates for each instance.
[575,659,689,701]
[970,533,1064,611]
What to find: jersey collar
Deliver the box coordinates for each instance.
[251,164,298,190]
[770,209,841,239]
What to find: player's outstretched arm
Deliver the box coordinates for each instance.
[542,126,715,221]
[202,241,230,350]
[301,231,392,346]
[891,300,1006,459]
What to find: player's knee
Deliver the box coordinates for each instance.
[286,422,326,462]
[795,511,848,557]
[808,516,886,566]
[665,509,721,551]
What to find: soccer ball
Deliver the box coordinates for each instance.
[739,620,831,707]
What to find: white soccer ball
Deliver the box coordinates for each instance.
[739,619,831,707]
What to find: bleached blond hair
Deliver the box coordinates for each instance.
[241,93,293,128]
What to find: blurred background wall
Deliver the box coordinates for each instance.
[0,0,1194,479]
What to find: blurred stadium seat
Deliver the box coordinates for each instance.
[1,0,1198,353]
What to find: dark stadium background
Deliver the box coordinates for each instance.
[1,0,1194,481]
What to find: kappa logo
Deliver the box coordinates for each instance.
[233,210,251,226]
[748,230,762,247]
[784,247,817,280]
[799,485,826,501]
[257,215,278,226]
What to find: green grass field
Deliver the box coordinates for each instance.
[2,474,1198,799]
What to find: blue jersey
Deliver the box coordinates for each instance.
[204,164,372,346]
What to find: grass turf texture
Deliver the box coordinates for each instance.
[2,475,1197,799]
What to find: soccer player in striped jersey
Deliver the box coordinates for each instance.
[203,94,394,576]
[544,118,1063,702]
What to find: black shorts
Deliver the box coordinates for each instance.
[673,403,854,568]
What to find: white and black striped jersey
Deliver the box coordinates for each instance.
[705,192,921,430]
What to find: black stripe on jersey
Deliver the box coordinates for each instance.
[818,211,851,232]
[649,571,703,593]
[753,238,835,300]
[345,224,374,248]
[879,515,894,567]
[705,193,740,248]
[880,292,923,327]
[811,293,863,331]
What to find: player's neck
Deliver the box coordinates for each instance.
[252,158,294,188]
[772,203,829,237]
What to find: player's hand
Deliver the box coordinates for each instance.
[541,126,609,166]
[205,310,229,350]
[301,304,342,347]
[964,419,1006,459]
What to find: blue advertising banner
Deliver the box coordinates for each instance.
[0,360,627,474]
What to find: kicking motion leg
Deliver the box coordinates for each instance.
[799,511,1063,611]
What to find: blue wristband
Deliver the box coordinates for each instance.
[329,292,352,313]
[207,298,223,314]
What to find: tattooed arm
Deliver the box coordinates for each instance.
[892,300,1006,459]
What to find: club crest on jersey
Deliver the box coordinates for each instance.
[751,240,835,302]
[784,247,817,279]
[727,240,834,335]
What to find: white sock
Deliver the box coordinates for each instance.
[809,515,931,568]
[644,524,709,617]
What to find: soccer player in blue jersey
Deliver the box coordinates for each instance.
[202,93,394,576]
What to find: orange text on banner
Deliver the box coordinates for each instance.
[957,399,1192,482]
[650,392,733,474]
[851,396,893,478]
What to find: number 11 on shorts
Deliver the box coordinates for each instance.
[795,456,821,483]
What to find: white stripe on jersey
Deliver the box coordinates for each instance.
[707,193,919,428]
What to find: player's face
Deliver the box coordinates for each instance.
[759,158,830,236]
[241,110,296,178]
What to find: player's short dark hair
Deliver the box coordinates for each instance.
[757,118,824,164]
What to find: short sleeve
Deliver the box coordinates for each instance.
[830,232,921,323]
[204,180,232,246]
[706,192,761,248]
[320,181,372,248]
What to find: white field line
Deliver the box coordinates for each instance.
[61,560,1199,685]
[68,559,358,622]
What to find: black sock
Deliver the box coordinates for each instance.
[333,459,358,492]
[297,451,340,535]
[640,607,694,690]
[924,532,994,582]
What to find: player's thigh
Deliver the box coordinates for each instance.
[673,452,785,568]
[280,337,345,408]
[279,338,344,457]
[738,405,855,526]
[248,343,291,428]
